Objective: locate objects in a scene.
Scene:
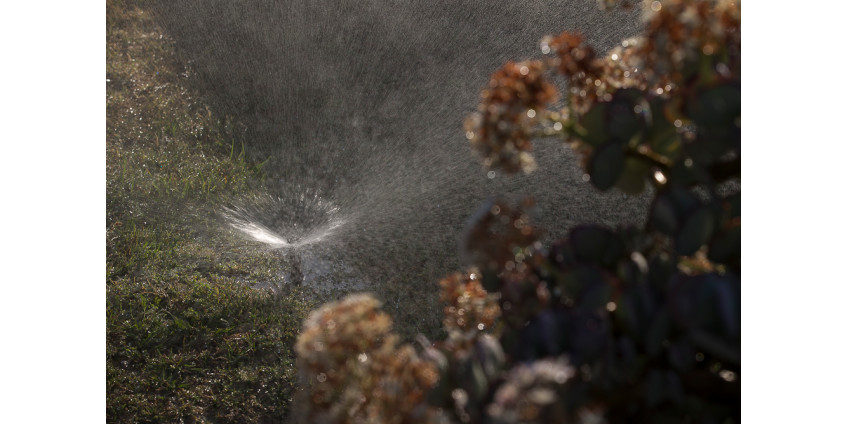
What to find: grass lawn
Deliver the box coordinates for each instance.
[106,1,313,421]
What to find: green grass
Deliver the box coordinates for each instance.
[106,1,312,421]
[107,277,312,423]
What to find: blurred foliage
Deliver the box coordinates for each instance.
[296,0,740,423]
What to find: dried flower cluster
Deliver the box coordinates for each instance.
[461,198,543,272]
[544,32,605,114]
[637,0,741,88]
[465,61,558,174]
[296,1,741,422]
[438,270,501,337]
[486,357,578,424]
[596,37,650,95]
[465,0,740,176]
[294,294,440,424]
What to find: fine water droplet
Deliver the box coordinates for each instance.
[487,170,496,179]
[582,174,591,182]
[526,109,536,118]
[651,1,662,12]
[606,302,617,312]
[553,122,563,131]
[477,323,485,330]
[519,65,530,76]
[674,119,683,128]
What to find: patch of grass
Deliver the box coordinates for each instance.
[106,0,312,422]
[107,278,312,423]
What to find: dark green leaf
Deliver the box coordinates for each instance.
[650,195,678,235]
[607,102,641,143]
[667,187,701,219]
[645,98,682,159]
[724,193,741,220]
[589,142,625,191]
[688,83,741,128]
[676,206,717,255]
[570,225,623,265]
[644,370,665,407]
[615,156,651,195]
[708,224,740,268]
[578,102,608,147]
[645,307,670,357]
[687,329,740,366]
[481,268,501,292]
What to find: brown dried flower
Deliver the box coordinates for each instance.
[294,294,441,424]
[638,0,741,87]
[461,198,543,272]
[438,270,501,337]
[466,60,558,174]
[485,357,577,423]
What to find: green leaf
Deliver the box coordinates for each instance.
[616,293,641,337]
[668,187,701,219]
[688,83,741,128]
[687,82,741,154]
[688,329,740,366]
[611,89,650,142]
[589,142,625,191]
[685,136,727,166]
[607,101,641,143]
[481,268,501,292]
[645,307,670,357]
[676,207,717,255]
[667,159,712,187]
[644,98,682,158]
[724,193,741,220]
[650,195,678,235]
[615,156,651,195]
[570,225,610,262]
[708,224,740,269]
[578,102,608,147]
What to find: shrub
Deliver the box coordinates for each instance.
[295,0,740,422]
